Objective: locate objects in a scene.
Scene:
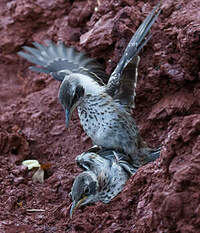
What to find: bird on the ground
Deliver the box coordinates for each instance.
[70,147,136,218]
[18,3,162,168]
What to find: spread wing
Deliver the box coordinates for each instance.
[112,55,140,109]
[18,40,108,85]
[106,2,162,108]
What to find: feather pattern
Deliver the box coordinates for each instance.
[75,149,131,203]
[18,40,108,85]
[106,1,162,107]
[18,3,162,168]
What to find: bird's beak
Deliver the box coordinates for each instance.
[65,109,71,128]
[70,196,87,219]
[65,102,79,128]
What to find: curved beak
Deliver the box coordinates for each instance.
[65,101,79,128]
[70,196,87,219]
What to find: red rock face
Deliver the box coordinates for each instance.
[0,0,199,232]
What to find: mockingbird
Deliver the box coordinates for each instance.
[70,147,136,218]
[18,2,162,168]
[70,145,160,217]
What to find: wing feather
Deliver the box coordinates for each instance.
[18,41,108,85]
[106,2,162,108]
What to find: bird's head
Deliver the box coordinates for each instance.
[69,171,99,218]
[58,75,85,128]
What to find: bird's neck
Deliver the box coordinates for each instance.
[76,73,105,96]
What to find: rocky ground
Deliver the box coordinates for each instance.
[0,0,199,232]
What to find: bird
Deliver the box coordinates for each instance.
[18,2,162,168]
[69,147,136,218]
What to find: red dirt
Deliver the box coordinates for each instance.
[0,0,199,232]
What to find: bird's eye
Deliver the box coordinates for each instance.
[84,186,90,195]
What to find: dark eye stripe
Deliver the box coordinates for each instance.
[71,85,84,106]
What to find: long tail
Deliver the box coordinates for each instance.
[18,40,108,85]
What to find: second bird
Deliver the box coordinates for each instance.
[18,3,162,168]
